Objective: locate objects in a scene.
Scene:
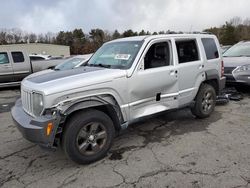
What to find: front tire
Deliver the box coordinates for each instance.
[62,109,115,164]
[191,84,216,118]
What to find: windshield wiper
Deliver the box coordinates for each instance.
[88,63,111,68]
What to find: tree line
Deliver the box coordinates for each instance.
[1,17,250,54]
[204,17,250,45]
[0,28,179,54]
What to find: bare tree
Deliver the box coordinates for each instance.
[230,16,242,27]
[29,33,37,43]
[12,28,22,43]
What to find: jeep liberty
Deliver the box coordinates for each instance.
[11,34,226,164]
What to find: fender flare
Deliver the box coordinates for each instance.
[60,95,124,126]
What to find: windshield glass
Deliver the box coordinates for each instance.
[55,58,84,70]
[87,41,143,69]
[223,42,250,57]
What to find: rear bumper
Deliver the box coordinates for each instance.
[11,99,61,148]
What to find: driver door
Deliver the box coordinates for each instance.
[128,39,179,120]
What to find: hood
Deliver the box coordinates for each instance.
[223,56,250,67]
[22,66,127,95]
[25,69,54,80]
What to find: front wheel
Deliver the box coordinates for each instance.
[62,109,115,164]
[191,84,216,118]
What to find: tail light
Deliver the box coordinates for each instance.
[221,60,224,77]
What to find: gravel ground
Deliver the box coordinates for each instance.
[0,87,250,188]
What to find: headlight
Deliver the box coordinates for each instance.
[234,64,250,73]
[33,92,44,116]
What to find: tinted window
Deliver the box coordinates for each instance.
[11,52,24,63]
[202,38,219,60]
[176,40,199,63]
[0,52,9,64]
[144,42,171,69]
[30,56,45,61]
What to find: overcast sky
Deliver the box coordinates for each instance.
[1,0,250,34]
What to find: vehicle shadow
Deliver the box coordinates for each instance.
[110,108,222,160]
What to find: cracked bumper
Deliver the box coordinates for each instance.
[11,99,61,148]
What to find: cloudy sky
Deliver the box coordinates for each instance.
[1,0,250,33]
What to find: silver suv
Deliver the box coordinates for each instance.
[11,34,226,164]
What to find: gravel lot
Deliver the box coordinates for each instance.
[0,87,250,188]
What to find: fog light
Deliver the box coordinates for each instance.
[46,123,53,136]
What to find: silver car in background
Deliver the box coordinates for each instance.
[223,41,250,86]
[54,54,93,71]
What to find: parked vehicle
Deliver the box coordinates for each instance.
[12,34,225,164]
[223,41,250,86]
[221,45,232,53]
[29,54,52,61]
[30,54,64,61]
[54,54,93,71]
[24,54,93,80]
[0,48,66,88]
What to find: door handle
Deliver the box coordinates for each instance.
[170,70,178,76]
[3,65,11,68]
[198,64,204,69]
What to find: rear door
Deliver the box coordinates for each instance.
[0,52,14,84]
[174,38,205,106]
[201,37,221,77]
[11,51,31,82]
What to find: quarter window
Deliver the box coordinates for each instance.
[0,52,9,64]
[11,52,24,63]
[202,38,219,60]
[144,42,171,69]
[176,40,199,63]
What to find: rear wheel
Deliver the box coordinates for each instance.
[62,109,115,164]
[191,84,216,118]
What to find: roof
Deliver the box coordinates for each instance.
[110,34,216,43]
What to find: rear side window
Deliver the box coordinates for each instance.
[11,52,24,63]
[202,38,219,60]
[0,52,9,64]
[176,40,199,63]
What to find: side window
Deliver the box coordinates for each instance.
[0,52,9,64]
[202,38,219,60]
[11,52,24,63]
[176,40,199,64]
[144,42,171,69]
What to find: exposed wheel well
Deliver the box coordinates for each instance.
[61,105,121,135]
[203,79,219,95]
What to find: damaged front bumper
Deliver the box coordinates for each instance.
[11,99,61,148]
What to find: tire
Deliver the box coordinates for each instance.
[62,109,115,164]
[191,84,216,119]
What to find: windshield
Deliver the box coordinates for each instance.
[223,42,250,57]
[87,41,143,69]
[55,58,84,70]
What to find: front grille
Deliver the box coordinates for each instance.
[21,89,34,116]
[224,67,236,74]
